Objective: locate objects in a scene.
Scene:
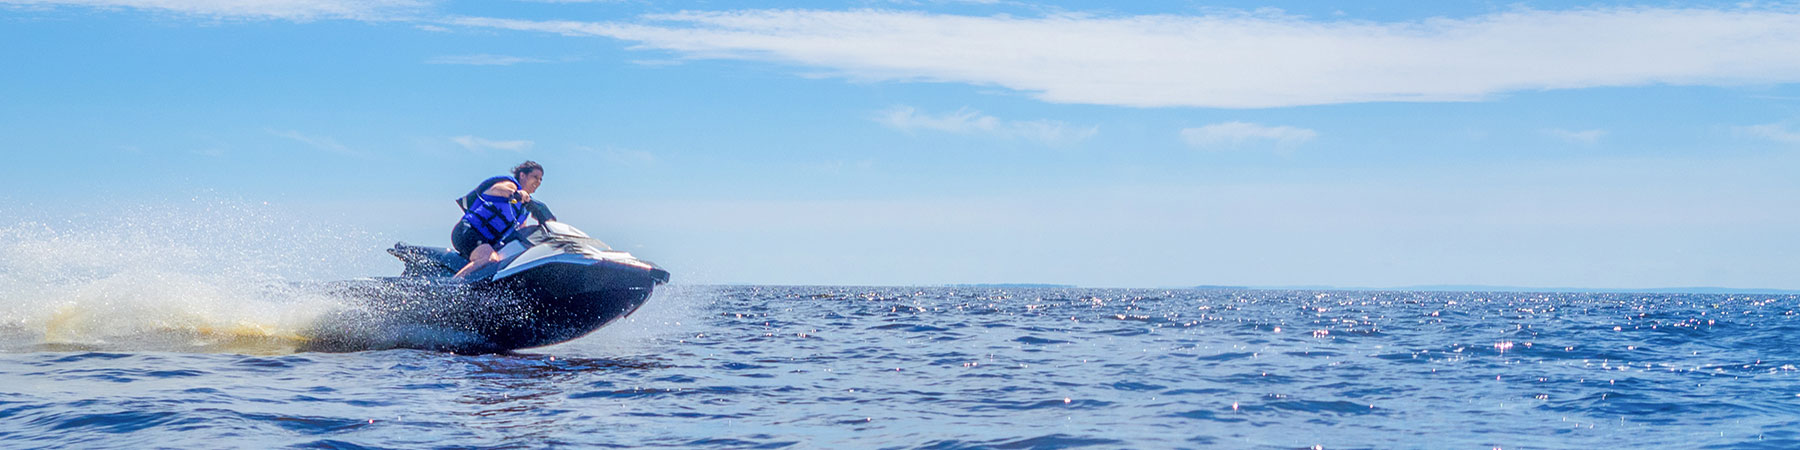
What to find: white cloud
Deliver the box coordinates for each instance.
[448,7,1800,108]
[876,106,1096,145]
[425,54,546,66]
[1544,128,1608,145]
[578,145,657,166]
[269,129,359,156]
[1180,122,1317,150]
[881,0,1006,5]
[452,135,533,152]
[1735,122,1800,144]
[878,107,996,134]
[808,160,876,176]
[629,59,684,67]
[1006,119,1097,145]
[0,0,429,21]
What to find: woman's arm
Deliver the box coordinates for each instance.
[483,180,528,202]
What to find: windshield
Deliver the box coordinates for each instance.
[521,224,613,252]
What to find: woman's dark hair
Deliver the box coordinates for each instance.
[512,160,544,178]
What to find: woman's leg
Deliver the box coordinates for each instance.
[454,243,497,279]
[452,221,479,260]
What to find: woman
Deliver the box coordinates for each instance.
[452,161,544,278]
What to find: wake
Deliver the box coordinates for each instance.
[0,198,382,354]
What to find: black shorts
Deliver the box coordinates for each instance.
[451,221,498,260]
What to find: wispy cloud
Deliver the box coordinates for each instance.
[880,0,1007,5]
[1544,128,1608,145]
[808,160,876,176]
[448,7,1800,108]
[878,107,998,134]
[876,106,1096,145]
[425,54,547,66]
[269,128,360,157]
[1180,122,1317,150]
[578,145,656,167]
[0,0,429,21]
[33,3,1800,109]
[452,135,533,152]
[629,59,684,67]
[1735,122,1800,145]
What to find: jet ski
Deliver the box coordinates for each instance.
[299,221,670,354]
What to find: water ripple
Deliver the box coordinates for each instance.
[2,288,1796,448]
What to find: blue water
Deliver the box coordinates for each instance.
[3,285,1798,449]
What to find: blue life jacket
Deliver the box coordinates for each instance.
[459,175,532,244]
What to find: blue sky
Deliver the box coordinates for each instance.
[3,0,1798,288]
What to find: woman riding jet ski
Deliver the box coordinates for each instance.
[453,161,546,278]
[299,162,669,354]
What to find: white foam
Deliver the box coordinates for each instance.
[546,283,712,356]
[0,196,385,354]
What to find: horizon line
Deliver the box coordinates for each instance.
[687,283,1800,295]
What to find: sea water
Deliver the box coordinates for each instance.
[3,285,1798,448]
[2,205,1798,448]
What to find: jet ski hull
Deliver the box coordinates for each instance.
[300,223,668,354]
[474,260,663,351]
